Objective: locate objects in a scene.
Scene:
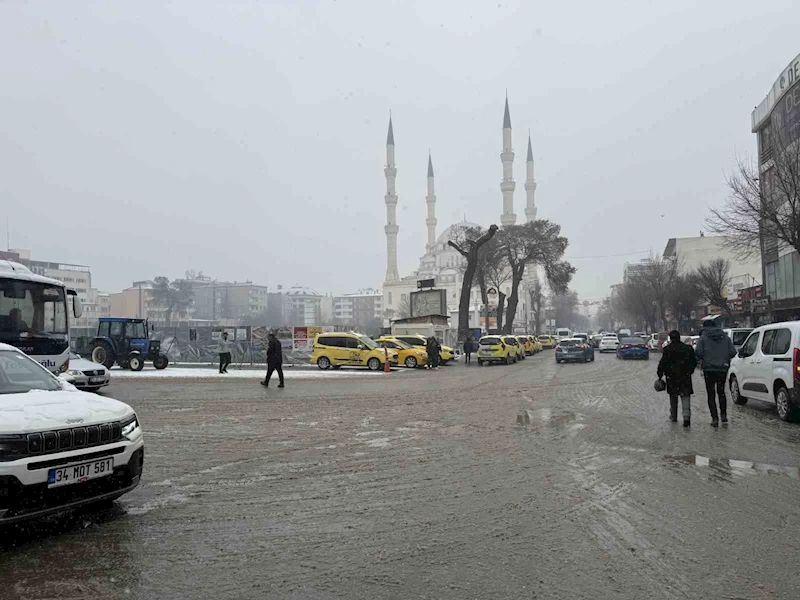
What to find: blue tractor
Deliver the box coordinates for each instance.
[89,317,169,371]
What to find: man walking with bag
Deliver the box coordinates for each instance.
[695,320,737,427]
[657,330,697,427]
[261,332,285,388]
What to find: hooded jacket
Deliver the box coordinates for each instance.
[695,326,737,372]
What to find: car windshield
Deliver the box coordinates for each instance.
[356,335,378,350]
[481,337,502,345]
[622,337,646,344]
[392,339,412,349]
[559,340,577,347]
[0,279,68,341]
[0,349,61,394]
[732,330,752,345]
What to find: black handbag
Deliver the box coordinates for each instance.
[654,378,666,392]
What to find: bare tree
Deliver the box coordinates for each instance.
[528,276,544,335]
[707,137,800,260]
[551,290,579,329]
[695,258,733,319]
[634,255,680,331]
[449,224,499,341]
[617,276,658,332]
[665,273,702,330]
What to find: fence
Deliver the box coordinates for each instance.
[70,324,364,366]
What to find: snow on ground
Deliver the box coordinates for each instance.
[110,365,404,379]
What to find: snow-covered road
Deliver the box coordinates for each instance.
[110,365,405,379]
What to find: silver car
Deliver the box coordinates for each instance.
[62,352,111,392]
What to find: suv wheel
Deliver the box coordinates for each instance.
[730,376,747,405]
[776,385,794,421]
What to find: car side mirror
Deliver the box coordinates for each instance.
[738,349,745,358]
[357,344,365,350]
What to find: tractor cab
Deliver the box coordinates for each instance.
[90,317,168,371]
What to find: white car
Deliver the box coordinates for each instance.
[598,336,620,353]
[728,322,800,421]
[61,352,111,392]
[0,343,144,524]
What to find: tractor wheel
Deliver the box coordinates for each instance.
[128,354,145,372]
[91,341,115,369]
[153,355,169,370]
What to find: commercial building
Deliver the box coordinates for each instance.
[333,289,383,326]
[662,235,761,298]
[109,281,194,326]
[753,53,800,320]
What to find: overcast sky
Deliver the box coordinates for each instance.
[2,1,798,298]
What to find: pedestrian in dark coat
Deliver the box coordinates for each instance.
[657,330,698,427]
[426,336,440,369]
[261,333,285,388]
[464,338,474,364]
[695,320,737,427]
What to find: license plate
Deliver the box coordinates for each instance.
[48,458,114,488]
[89,376,106,383]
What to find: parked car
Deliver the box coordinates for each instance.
[728,323,800,421]
[476,335,515,365]
[648,332,669,352]
[60,352,110,392]
[517,336,534,356]
[376,337,427,368]
[528,335,542,354]
[538,335,556,349]
[617,337,649,360]
[384,334,457,364]
[0,343,144,525]
[599,335,620,353]
[724,328,754,351]
[312,332,399,370]
[503,336,525,361]
[555,338,594,363]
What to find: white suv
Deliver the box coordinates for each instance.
[727,322,800,421]
[0,343,144,524]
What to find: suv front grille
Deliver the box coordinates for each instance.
[11,418,130,460]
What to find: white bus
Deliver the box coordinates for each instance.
[0,260,82,373]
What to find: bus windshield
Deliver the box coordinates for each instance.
[0,279,68,341]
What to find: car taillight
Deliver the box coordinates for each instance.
[621,344,630,349]
[794,348,800,382]
[555,345,562,351]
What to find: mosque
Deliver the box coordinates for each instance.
[382,97,538,332]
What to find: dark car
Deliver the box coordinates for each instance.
[616,337,649,360]
[555,338,594,363]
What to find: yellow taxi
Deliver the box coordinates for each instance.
[529,335,542,354]
[376,337,428,368]
[537,334,556,349]
[503,335,525,361]
[381,334,456,364]
[517,335,535,356]
[312,332,399,371]
[476,335,516,365]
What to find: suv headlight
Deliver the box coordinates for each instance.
[121,415,140,439]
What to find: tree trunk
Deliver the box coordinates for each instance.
[449,225,499,342]
[496,292,506,333]
[503,264,525,334]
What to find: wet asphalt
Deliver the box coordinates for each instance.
[2,352,800,599]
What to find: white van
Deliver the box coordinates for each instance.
[728,322,800,421]
[555,328,571,340]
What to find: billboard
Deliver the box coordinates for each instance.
[410,289,447,317]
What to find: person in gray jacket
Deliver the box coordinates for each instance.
[694,320,737,427]
[217,331,234,374]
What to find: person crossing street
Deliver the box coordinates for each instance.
[261,332,285,388]
[217,331,233,374]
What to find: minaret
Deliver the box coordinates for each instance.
[425,153,437,254]
[384,116,400,282]
[500,96,516,226]
[524,132,537,222]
